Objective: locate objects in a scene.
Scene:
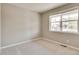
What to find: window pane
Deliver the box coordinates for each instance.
[62,9,78,21]
[49,15,61,22]
[62,21,78,32]
[50,22,60,31]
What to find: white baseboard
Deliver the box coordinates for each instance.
[42,37,79,51]
[0,37,42,49]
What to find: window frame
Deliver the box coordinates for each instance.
[49,8,79,34]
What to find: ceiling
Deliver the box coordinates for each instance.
[11,3,66,13]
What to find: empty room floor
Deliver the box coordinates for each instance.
[1,39,79,55]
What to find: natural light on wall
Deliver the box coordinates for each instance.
[49,9,78,33]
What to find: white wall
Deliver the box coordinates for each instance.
[0,4,1,47]
[41,4,79,48]
[1,4,41,47]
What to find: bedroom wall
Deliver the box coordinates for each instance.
[0,4,1,47]
[41,3,79,48]
[1,4,41,47]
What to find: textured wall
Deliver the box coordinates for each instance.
[1,4,41,47]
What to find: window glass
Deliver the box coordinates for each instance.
[50,22,60,31]
[62,10,78,21]
[49,15,61,22]
[62,21,78,32]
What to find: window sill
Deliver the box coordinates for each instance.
[49,30,79,35]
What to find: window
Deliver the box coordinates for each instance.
[49,9,78,33]
[49,15,61,31]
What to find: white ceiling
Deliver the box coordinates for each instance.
[11,3,66,13]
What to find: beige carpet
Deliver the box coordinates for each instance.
[1,39,79,55]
